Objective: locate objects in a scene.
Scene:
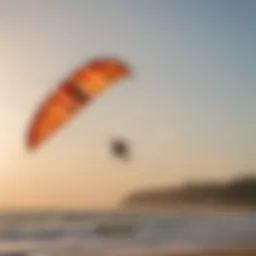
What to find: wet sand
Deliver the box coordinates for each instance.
[170,252,256,256]
[72,250,256,256]
[150,250,256,256]
[108,250,256,256]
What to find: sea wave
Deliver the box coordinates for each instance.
[0,211,254,255]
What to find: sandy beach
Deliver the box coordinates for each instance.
[143,250,256,256]
[67,251,256,256]
[165,252,256,256]
[63,249,256,256]
[104,251,256,256]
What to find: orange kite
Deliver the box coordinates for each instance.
[26,57,131,150]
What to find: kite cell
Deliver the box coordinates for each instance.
[26,57,131,150]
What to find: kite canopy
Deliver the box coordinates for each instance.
[26,57,131,150]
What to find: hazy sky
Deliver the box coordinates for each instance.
[0,0,255,209]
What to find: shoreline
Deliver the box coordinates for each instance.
[117,206,256,216]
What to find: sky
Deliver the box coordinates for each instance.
[0,0,255,210]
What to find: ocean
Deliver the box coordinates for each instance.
[0,211,254,255]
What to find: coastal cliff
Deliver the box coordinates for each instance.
[122,175,256,211]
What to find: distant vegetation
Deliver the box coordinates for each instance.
[122,175,256,210]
